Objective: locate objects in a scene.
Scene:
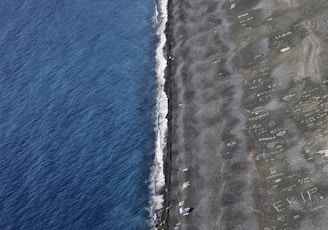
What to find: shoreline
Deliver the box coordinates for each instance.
[159,0,173,227]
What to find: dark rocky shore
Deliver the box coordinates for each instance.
[163,0,328,229]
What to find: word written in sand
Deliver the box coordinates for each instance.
[272,187,318,212]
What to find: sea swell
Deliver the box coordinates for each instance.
[148,0,168,228]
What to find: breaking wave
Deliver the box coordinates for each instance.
[148,0,168,228]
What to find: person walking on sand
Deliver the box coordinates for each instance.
[181,181,190,190]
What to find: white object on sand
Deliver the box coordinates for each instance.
[227,141,237,147]
[280,47,290,53]
[317,149,328,157]
[276,130,286,137]
[237,13,248,18]
[182,168,188,172]
[178,201,184,206]
[282,94,295,101]
[230,3,236,9]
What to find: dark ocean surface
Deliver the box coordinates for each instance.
[0,1,157,229]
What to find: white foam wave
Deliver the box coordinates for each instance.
[148,0,168,228]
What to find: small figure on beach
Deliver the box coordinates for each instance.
[159,219,166,227]
[181,181,190,190]
[174,223,181,229]
[179,207,192,216]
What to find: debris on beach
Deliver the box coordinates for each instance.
[280,47,290,52]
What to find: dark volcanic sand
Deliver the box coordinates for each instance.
[163,0,328,230]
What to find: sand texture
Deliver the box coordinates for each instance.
[163,0,328,229]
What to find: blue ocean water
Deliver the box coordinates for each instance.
[0,0,158,229]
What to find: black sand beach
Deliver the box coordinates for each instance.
[163,0,328,229]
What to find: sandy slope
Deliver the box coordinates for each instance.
[164,0,328,229]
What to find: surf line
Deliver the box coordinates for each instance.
[148,0,168,229]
